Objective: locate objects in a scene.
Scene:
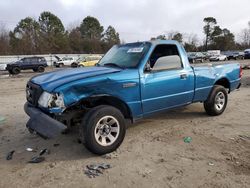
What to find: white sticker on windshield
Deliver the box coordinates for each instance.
[127,47,144,53]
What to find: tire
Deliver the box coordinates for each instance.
[8,70,13,74]
[71,62,78,68]
[33,68,38,72]
[204,85,228,116]
[80,105,126,155]
[12,67,21,75]
[37,66,45,72]
[59,63,63,68]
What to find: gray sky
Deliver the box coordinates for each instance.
[0,0,249,42]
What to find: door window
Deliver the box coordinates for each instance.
[147,44,183,71]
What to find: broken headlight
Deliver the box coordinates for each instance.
[38,91,65,109]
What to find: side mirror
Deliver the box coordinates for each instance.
[152,55,181,71]
[144,62,152,72]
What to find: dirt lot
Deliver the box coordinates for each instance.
[0,61,250,188]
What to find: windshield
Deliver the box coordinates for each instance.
[98,42,151,68]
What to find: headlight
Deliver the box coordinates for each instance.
[38,91,52,107]
[38,91,65,109]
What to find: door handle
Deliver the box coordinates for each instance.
[180,73,187,79]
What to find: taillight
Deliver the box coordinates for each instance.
[239,66,243,78]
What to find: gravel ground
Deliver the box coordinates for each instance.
[0,61,249,188]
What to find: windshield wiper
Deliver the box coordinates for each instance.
[103,63,124,69]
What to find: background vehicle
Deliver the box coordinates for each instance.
[226,52,244,60]
[0,64,7,71]
[244,49,250,59]
[6,57,47,75]
[78,55,102,67]
[52,55,62,66]
[209,54,227,61]
[187,52,206,63]
[54,56,78,67]
[24,40,241,155]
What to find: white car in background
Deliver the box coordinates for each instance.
[54,56,78,67]
[0,64,7,71]
[209,54,227,61]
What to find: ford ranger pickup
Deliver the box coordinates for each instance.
[24,40,242,154]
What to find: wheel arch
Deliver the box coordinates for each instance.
[214,77,230,92]
[80,95,133,121]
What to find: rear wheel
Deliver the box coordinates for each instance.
[37,66,45,72]
[204,85,228,116]
[71,62,78,68]
[80,105,126,155]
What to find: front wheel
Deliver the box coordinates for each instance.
[204,85,228,116]
[12,67,21,75]
[80,105,126,155]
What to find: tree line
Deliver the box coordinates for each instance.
[0,11,120,55]
[153,17,250,52]
[1,13,250,55]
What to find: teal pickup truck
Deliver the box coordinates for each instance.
[24,40,242,154]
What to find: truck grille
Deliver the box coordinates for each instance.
[26,81,43,106]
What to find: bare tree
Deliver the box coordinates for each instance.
[239,21,250,48]
[0,23,10,55]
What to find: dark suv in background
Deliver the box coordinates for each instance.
[6,57,48,75]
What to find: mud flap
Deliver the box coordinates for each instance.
[24,103,67,139]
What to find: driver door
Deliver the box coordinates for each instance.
[141,44,194,114]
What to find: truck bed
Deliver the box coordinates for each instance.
[192,62,241,102]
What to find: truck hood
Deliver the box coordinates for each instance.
[30,66,121,92]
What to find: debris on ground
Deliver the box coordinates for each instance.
[137,168,152,178]
[238,135,250,141]
[6,150,15,160]
[28,156,45,163]
[0,116,5,124]
[183,136,192,143]
[208,162,214,166]
[26,147,37,152]
[84,163,112,178]
[39,149,50,156]
[53,143,60,147]
[242,65,250,70]
[102,152,118,159]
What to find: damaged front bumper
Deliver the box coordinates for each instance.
[24,102,67,139]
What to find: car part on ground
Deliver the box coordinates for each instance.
[242,65,250,69]
[28,156,45,163]
[0,116,6,124]
[39,149,50,156]
[6,150,15,160]
[84,163,112,178]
